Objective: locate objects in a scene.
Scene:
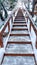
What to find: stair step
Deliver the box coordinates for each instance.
[13,25,27,27]
[12,28,28,30]
[7,42,31,44]
[5,44,33,54]
[2,56,35,65]
[16,15,24,17]
[4,54,34,56]
[15,16,25,17]
[15,17,25,19]
[13,24,27,26]
[15,16,25,18]
[8,36,31,42]
[14,22,26,24]
[15,17,25,21]
[11,30,29,34]
[15,9,25,21]
[10,34,29,36]
[10,30,29,36]
[13,26,28,29]
[14,19,25,21]
[14,21,26,23]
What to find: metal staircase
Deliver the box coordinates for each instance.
[1,9,36,65]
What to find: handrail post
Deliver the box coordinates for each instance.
[0,32,3,47]
[27,17,31,32]
[36,33,37,49]
[8,22,10,32]
[0,17,11,47]
[30,20,32,32]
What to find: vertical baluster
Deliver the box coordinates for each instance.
[36,32,37,49]
[0,32,3,47]
[8,20,10,33]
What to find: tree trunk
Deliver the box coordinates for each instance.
[0,12,5,21]
[1,2,8,18]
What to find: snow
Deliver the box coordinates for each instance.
[0,48,5,64]
[33,15,36,22]
[31,26,37,63]
[0,19,4,29]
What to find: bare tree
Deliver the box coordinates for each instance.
[0,0,17,21]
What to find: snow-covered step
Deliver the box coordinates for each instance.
[14,19,25,21]
[11,30,29,34]
[0,19,4,29]
[13,22,27,24]
[15,17,25,21]
[13,24,27,26]
[14,21,26,23]
[15,16,25,19]
[10,30,29,36]
[8,36,31,42]
[2,56,35,65]
[5,44,33,54]
[12,27,28,30]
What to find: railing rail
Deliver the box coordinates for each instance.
[0,15,12,47]
[0,3,19,47]
[0,16,10,32]
[0,5,17,47]
[29,11,37,15]
[23,3,37,49]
